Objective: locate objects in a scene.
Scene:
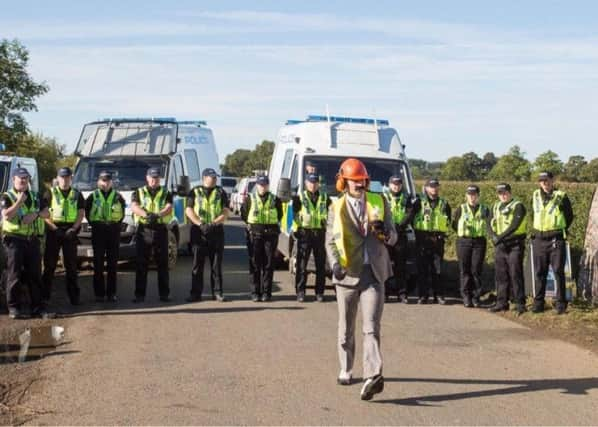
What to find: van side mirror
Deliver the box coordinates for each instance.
[277,178,291,202]
[176,175,191,196]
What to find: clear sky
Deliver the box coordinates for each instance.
[3,0,598,162]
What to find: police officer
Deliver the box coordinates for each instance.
[1,168,50,319]
[488,183,527,314]
[413,178,451,304]
[383,175,417,303]
[451,185,489,308]
[85,171,125,302]
[530,171,574,314]
[130,167,174,303]
[42,167,85,305]
[241,175,283,302]
[185,168,230,302]
[292,173,331,302]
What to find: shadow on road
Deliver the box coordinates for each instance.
[64,305,306,318]
[372,377,598,406]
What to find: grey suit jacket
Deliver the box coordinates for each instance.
[326,192,397,286]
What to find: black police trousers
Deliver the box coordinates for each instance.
[249,232,278,297]
[456,237,486,300]
[416,232,445,298]
[386,232,409,297]
[294,229,326,295]
[91,222,121,298]
[532,235,567,305]
[42,226,79,303]
[190,227,225,297]
[495,240,525,307]
[3,235,44,311]
[135,225,169,298]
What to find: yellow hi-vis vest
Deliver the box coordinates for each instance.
[293,190,327,230]
[457,203,488,238]
[383,190,406,224]
[414,195,449,233]
[50,187,79,223]
[2,190,39,237]
[193,186,223,223]
[332,192,384,268]
[532,189,567,232]
[134,186,172,225]
[491,199,527,236]
[247,192,278,225]
[89,189,124,223]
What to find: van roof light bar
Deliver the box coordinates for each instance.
[99,117,178,124]
[177,120,208,126]
[286,115,389,126]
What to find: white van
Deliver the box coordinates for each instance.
[71,117,220,268]
[0,154,39,194]
[268,114,417,273]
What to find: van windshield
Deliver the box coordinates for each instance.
[303,156,411,196]
[73,157,167,191]
[0,161,10,193]
[221,178,237,187]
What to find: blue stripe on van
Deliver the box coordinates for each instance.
[173,196,185,223]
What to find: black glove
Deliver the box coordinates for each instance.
[492,235,502,246]
[146,213,159,225]
[55,227,66,240]
[333,263,347,281]
[200,223,211,234]
[65,227,77,240]
[292,229,303,240]
[371,220,386,241]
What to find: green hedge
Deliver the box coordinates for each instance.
[414,181,596,279]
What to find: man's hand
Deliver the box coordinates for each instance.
[200,223,211,234]
[146,213,159,225]
[371,220,386,241]
[65,227,78,240]
[21,212,38,225]
[333,263,347,281]
[15,191,27,206]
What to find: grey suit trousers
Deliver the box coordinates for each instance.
[336,265,384,379]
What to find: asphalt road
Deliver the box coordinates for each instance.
[17,219,598,425]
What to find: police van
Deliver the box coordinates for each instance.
[71,117,221,268]
[268,114,417,276]
[0,150,40,194]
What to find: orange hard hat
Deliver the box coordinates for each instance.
[339,158,369,181]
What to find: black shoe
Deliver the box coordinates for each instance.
[463,297,473,308]
[186,295,202,303]
[418,297,428,305]
[516,304,527,315]
[215,294,227,302]
[398,295,409,304]
[297,292,305,303]
[472,297,481,308]
[132,297,145,303]
[360,375,384,401]
[261,294,272,302]
[337,375,352,386]
[33,309,56,320]
[251,294,260,302]
[95,296,105,303]
[430,296,438,304]
[160,296,172,303]
[531,303,545,313]
[316,294,324,303]
[106,295,118,303]
[555,304,567,315]
[8,309,28,320]
[488,304,509,313]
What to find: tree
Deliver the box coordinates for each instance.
[461,152,484,181]
[441,156,469,180]
[0,39,49,149]
[221,140,275,177]
[481,152,498,178]
[487,145,532,182]
[16,133,67,186]
[580,158,598,183]
[562,155,587,182]
[533,150,563,177]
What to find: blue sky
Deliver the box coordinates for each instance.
[3,0,598,162]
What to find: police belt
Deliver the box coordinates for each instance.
[3,233,39,242]
[532,230,565,240]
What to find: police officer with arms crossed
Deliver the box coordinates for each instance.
[451,185,489,308]
[383,175,418,303]
[413,178,451,304]
[130,167,174,303]
[292,173,331,303]
[530,171,574,314]
[488,183,527,314]
[241,175,283,302]
[42,167,85,306]
[185,168,230,302]
[1,168,51,319]
[326,158,396,401]
[85,171,126,302]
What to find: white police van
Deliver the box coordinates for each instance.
[71,117,220,268]
[268,114,417,277]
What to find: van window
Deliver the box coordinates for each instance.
[184,149,201,181]
[281,149,294,178]
[174,155,184,177]
[290,156,299,190]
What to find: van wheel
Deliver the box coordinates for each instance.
[168,230,178,270]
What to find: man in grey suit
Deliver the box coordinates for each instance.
[326,158,397,401]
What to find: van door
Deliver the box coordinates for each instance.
[170,154,187,225]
